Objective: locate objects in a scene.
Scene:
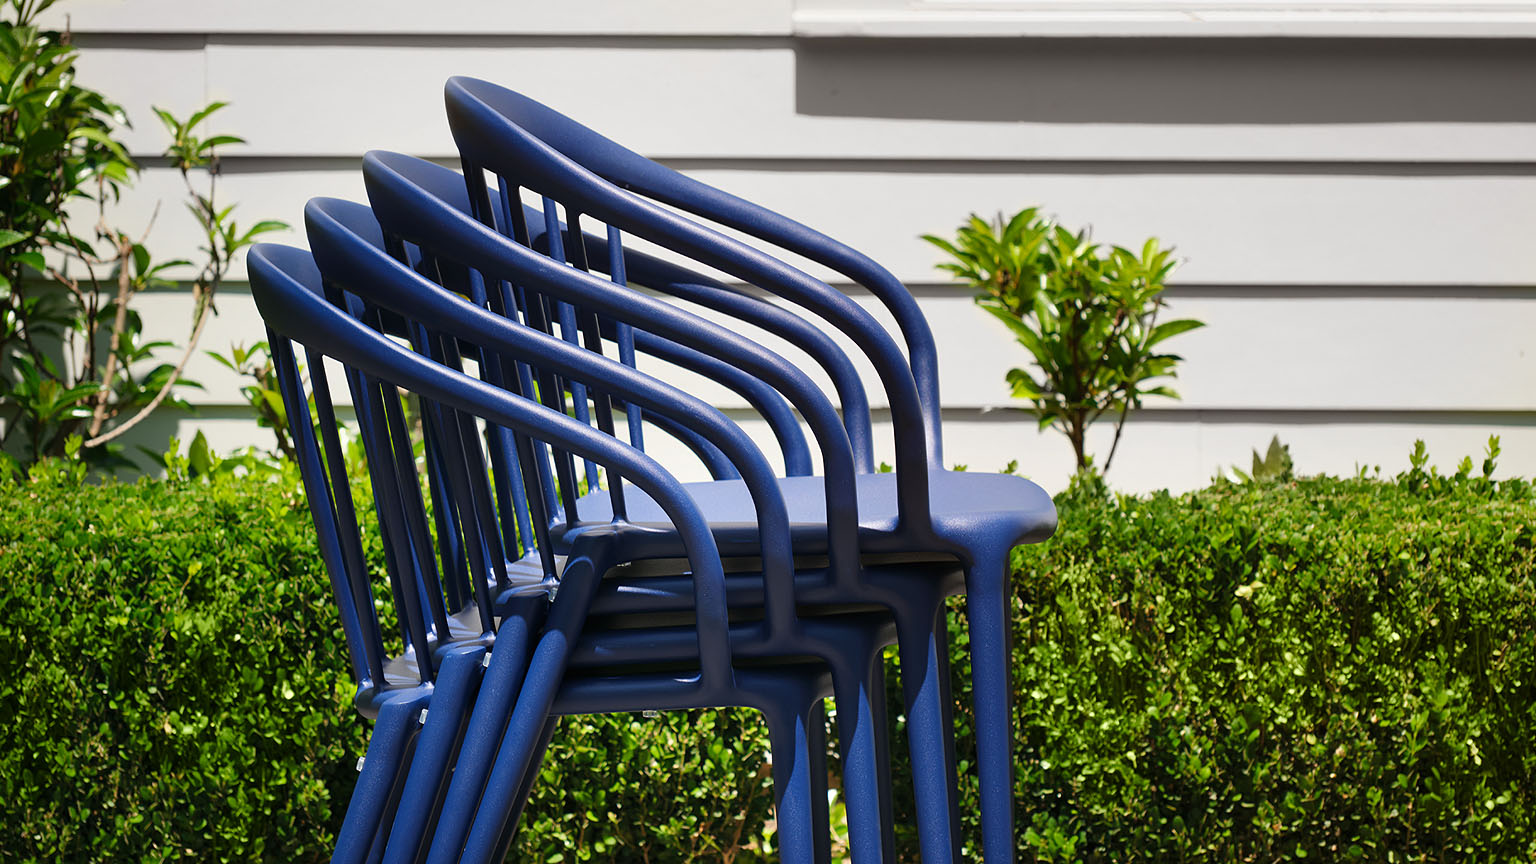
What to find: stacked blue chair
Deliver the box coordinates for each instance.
[250,242,893,864]
[338,154,911,860]
[302,197,926,864]
[246,77,1057,864]
[435,77,1053,864]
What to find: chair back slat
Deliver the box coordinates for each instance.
[540,199,602,493]
[606,223,645,452]
[270,329,384,688]
[418,401,471,611]
[252,241,740,690]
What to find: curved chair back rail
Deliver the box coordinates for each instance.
[445,75,942,465]
[248,242,737,689]
[361,152,880,584]
[305,198,812,638]
[437,94,936,508]
[381,154,830,475]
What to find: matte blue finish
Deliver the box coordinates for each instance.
[442,79,1063,862]
[446,75,941,469]
[250,243,873,864]
[248,78,1059,864]
[305,197,903,864]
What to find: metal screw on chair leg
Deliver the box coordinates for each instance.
[482,652,493,668]
[355,756,366,772]
[419,709,429,724]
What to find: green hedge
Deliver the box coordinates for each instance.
[0,472,367,862]
[2,462,1533,862]
[0,470,775,863]
[889,470,1536,862]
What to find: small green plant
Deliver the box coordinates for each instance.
[207,340,296,461]
[924,208,1203,474]
[1228,434,1294,484]
[1401,434,1504,496]
[0,0,283,475]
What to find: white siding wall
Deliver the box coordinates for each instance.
[52,0,1536,491]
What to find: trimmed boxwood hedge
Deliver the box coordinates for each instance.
[0,470,367,862]
[0,468,775,864]
[1,460,1532,862]
[890,469,1536,862]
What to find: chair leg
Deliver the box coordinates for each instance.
[765,697,820,864]
[381,646,487,864]
[488,716,560,864]
[808,699,832,864]
[334,692,429,864]
[866,645,897,864]
[365,726,421,864]
[965,549,1015,864]
[424,600,542,864]
[828,637,887,864]
[456,635,570,864]
[453,547,609,864]
[892,594,961,864]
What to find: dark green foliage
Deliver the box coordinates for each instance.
[887,465,1536,862]
[0,2,283,472]
[0,471,777,863]
[513,710,775,863]
[1229,434,1295,485]
[3,458,1532,862]
[0,471,368,862]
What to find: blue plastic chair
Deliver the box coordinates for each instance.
[250,241,898,864]
[438,78,1059,864]
[362,146,1054,864]
[304,196,921,864]
[357,154,921,861]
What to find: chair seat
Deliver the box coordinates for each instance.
[558,469,1056,559]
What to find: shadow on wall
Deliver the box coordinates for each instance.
[794,38,1536,125]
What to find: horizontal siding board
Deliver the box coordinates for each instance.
[59,41,1536,162]
[69,40,208,158]
[218,41,1536,162]
[44,1,792,36]
[92,164,1536,286]
[135,407,1536,494]
[135,289,1536,412]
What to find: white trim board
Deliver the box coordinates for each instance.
[793,1,1536,37]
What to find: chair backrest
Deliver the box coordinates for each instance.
[304,198,817,640]
[361,151,878,588]
[370,154,825,479]
[249,242,744,695]
[445,76,944,466]
[438,90,936,535]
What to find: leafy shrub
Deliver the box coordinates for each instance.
[924,209,1202,474]
[886,457,1536,862]
[0,470,777,863]
[4,454,1532,863]
[514,710,775,863]
[0,470,368,862]
[0,0,282,473]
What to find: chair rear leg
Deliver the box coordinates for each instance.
[381,646,487,864]
[892,591,961,864]
[964,549,1015,864]
[867,644,897,864]
[489,715,560,863]
[764,695,821,864]
[456,634,571,864]
[808,699,832,864]
[425,599,543,864]
[828,635,888,864]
